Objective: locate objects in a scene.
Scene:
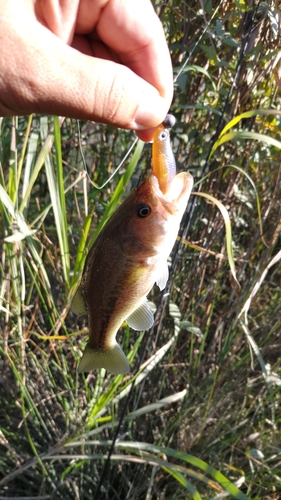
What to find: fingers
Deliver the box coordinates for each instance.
[0,0,173,142]
[1,28,169,134]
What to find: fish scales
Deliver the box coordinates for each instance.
[72,118,193,374]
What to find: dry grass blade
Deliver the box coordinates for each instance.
[193,191,239,285]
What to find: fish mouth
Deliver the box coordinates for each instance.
[150,173,190,214]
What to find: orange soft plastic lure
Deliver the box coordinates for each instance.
[152,115,177,194]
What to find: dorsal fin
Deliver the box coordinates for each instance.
[71,288,87,316]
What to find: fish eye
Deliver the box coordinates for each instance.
[137,203,151,218]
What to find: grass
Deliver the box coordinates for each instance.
[1,0,281,498]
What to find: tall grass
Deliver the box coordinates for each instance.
[1,1,281,499]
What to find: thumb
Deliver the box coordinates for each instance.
[51,46,171,131]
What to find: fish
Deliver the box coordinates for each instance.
[72,117,194,374]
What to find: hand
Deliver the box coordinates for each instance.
[0,0,173,141]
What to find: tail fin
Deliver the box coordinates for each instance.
[78,342,130,374]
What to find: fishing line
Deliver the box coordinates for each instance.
[77,119,138,189]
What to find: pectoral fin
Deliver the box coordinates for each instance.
[126,300,154,331]
[71,288,87,316]
[78,343,130,374]
[156,263,169,291]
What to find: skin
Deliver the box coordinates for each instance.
[0,0,174,142]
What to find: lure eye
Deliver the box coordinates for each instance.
[137,203,151,218]
[160,130,168,141]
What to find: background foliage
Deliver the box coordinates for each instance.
[0,1,281,498]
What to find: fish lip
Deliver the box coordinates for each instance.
[149,174,179,215]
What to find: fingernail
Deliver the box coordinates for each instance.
[134,93,168,130]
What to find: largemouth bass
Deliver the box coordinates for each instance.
[72,117,193,374]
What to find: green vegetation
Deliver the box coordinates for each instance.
[0,1,281,498]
